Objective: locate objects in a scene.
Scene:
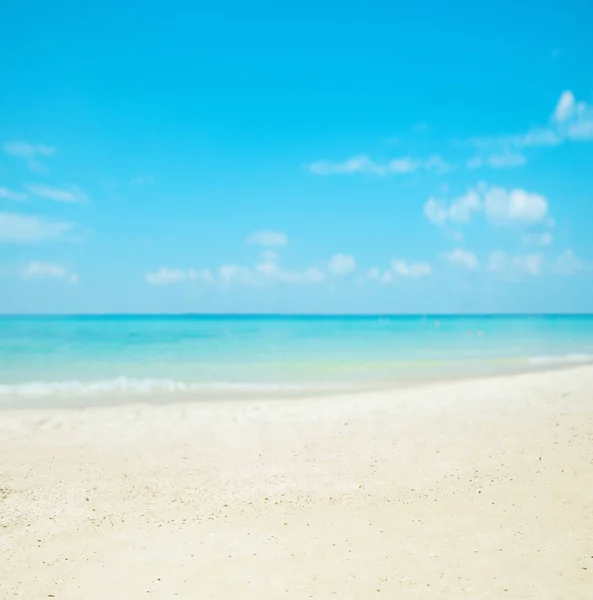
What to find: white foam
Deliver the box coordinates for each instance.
[0,377,329,398]
[528,353,593,366]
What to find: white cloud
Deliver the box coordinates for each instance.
[218,264,255,286]
[424,189,481,226]
[484,187,548,224]
[466,152,527,170]
[3,141,56,172]
[448,189,482,223]
[21,261,78,283]
[445,248,479,270]
[380,271,393,284]
[466,156,483,169]
[146,252,326,288]
[0,187,27,201]
[0,212,74,243]
[145,267,188,285]
[553,91,576,122]
[308,154,451,176]
[26,183,88,203]
[366,267,380,280]
[486,152,527,169]
[553,249,582,275]
[303,267,325,283]
[426,185,549,228]
[247,230,288,247]
[488,251,544,276]
[391,259,431,279]
[522,232,553,246]
[514,254,544,275]
[328,253,356,276]
[423,197,448,226]
[552,90,593,141]
[467,90,593,155]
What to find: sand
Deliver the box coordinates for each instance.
[1,367,593,599]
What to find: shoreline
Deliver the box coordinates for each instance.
[2,366,593,598]
[1,360,593,411]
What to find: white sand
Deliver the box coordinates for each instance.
[1,367,593,599]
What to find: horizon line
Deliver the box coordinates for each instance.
[1,312,593,318]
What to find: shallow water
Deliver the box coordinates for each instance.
[1,314,593,406]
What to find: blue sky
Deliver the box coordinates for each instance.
[1,0,592,313]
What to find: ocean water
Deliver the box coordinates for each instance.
[1,315,593,406]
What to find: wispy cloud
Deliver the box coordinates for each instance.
[465,90,593,158]
[26,183,88,203]
[445,248,479,270]
[522,232,553,247]
[367,259,432,283]
[146,251,326,288]
[391,259,432,279]
[3,140,56,172]
[552,249,584,276]
[0,212,75,243]
[21,261,78,283]
[0,187,27,202]
[247,230,288,247]
[145,267,190,285]
[488,251,544,276]
[466,152,527,170]
[328,253,356,276]
[308,154,451,176]
[425,185,550,228]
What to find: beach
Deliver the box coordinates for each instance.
[1,366,592,599]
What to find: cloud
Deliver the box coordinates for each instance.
[26,183,88,203]
[366,267,381,280]
[3,140,56,172]
[391,259,432,279]
[423,198,448,226]
[145,267,216,285]
[448,189,482,223]
[445,248,479,270]
[466,152,527,169]
[552,90,593,141]
[328,253,356,276]
[146,250,327,289]
[21,261,78,283]
[522,232,553,246]
[488,251,544,276]
[366,260,431,283]
[0,212,74,243]
[0,187,27,202]
[466,90,593,157]
[145,267,189,285]
[247,230,288,247]
[425,185,549,228]
[302,267,326,283]
[484,187,548,224]
[553,91,576,122]
[552,249,583,275]
[424,189,481,226]
[308,154,451,176]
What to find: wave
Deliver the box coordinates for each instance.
[0,377,333,398]
[527,353,593,366]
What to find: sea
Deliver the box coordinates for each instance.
[1,314,593,407]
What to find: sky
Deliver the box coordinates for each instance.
[1,0,592,314]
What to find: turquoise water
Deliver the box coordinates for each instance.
[1,315,593,404]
